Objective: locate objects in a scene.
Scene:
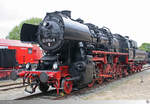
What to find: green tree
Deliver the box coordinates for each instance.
[139,43,150,52]
[6,18,42,40]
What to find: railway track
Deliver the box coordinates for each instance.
[0,82,22,87]
[0,64,148,100]
[0,85,25,91]
[0,82,25,91]
[13,65,150,100]
[142,65,150,70]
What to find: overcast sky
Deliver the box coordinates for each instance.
[0,0,150,46]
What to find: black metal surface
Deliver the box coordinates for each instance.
[62,17,92,42]
[39,72,49,83]
[44,11,92,42]
[81,56,95,84]
[36,11,92,52]
[20,23,38,42]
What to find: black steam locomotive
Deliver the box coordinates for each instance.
[10,10,148,94]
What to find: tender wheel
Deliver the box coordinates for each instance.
[61,77,73,94]
[39,83,49,93]
[113,73,117,80]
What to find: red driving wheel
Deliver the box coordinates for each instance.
[88,79,95,87]
[97,77,103,85]
[62,77,73,94]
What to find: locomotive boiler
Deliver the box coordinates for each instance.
[10,10,148,94]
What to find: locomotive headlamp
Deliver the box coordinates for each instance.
[26,63,30,69]
[26,63,31,70]
[53,62,58,70]
[43,22,47,27]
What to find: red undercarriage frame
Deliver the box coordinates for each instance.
[12,50,146,94]
[88,51,146,87]
[16,66,71,94]
[0,66,21,79]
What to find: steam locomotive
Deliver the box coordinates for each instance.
[10,10,148,94]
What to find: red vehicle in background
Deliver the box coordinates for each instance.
[0,39,43,80]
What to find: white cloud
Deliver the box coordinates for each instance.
[0,0,150,46]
